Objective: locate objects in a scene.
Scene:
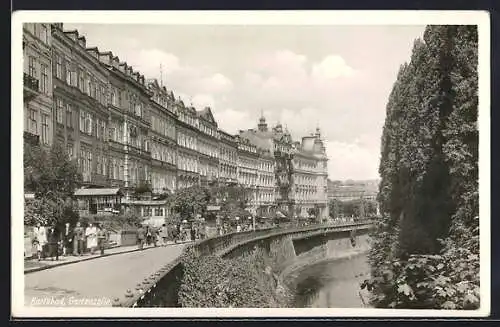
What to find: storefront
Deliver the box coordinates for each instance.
[74,188,123,217]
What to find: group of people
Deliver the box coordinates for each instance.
[217,222,254,236]
[31,221,108,261]
[135,222,208,250]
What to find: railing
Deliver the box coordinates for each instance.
[116,219,375,308]
[24,73,40,92]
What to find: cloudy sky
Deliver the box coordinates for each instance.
[65,23,426,180]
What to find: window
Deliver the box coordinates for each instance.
[86,76,91,96]
[56,98,63,124]
[154,207,163,217]
[40,64,48,93]
[28,109,37,134]
[66,104,73,128]
[66,63,72,85]
[100,85,106,105]
[86,113,93,135]
[91,79,97,98]
[119,160,124,180]
[79,111,85,133]
[102,156,107,176]
[110,88,116,106]
[109,125,116,142]
[100,121,106,140]
[96,154,102,175]
[96,118,100,139]
[39,24,48,44]
[28,56,37,78]
[78,69,85,93]
[67,144,73,159]
[41,114,49,145]
[117,125,123,143]
[135,103,142,117]
[56,55,62,79]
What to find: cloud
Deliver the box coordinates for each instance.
[192,94,216,109]
[215,108,252,134]
[311,55,355,81]
[199,73,233,93]
[325,140,380,180]
[127,49,181,78]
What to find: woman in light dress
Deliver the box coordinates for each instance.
[85,223,98,255]
[33,223,47,261]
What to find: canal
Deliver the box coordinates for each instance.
[291,253,371,308]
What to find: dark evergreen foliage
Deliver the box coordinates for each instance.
[362,25,479,309]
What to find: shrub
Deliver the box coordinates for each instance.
[178,246,292,307]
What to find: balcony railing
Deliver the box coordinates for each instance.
[23,73,40,92]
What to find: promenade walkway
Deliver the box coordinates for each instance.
[24,243,187,307]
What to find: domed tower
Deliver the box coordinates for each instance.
[314,127,321,139]
[257,111,268,132]
[275,122,283,134]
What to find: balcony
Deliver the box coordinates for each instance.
[23,73,40,101]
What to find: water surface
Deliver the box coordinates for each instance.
[292,254,371,308]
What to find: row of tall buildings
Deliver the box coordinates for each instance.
[23,23,329,223]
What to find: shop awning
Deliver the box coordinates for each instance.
[74,188,122,197]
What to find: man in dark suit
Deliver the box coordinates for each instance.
[97,223,108,255]
[73,222,85,256]
[47,226,60,261]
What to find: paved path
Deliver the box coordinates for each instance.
[24,243,186,307]
[24,241,191,273]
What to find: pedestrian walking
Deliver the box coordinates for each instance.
[97,224,107,255]
[145,226,152,246]
[47,226,59,261]
[159,224,168,246]
[73,222,85,256]
[33,223,47,261]
[85,223,98,255]
[62,222,73,257]
[172,224,179,244]
[137,224,145,250]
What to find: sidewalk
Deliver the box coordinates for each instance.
[24,240,192,274]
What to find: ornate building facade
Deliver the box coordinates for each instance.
[23,23,53,148]
[24,23,330,223]
[146,79,177,195]
[51,25,110,187]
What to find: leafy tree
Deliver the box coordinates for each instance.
[364,25,479,309]
[168,186,211,221]
[24,142,82,227]
[329,199,342,218]
[212,185,252,220]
